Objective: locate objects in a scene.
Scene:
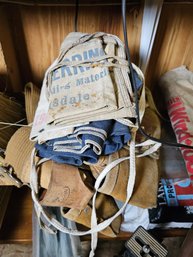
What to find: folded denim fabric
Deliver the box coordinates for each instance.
[30,32,145,141]
[35,120,131,166]
[36,142,93,166]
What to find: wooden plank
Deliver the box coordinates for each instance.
[0,43,8,91]
[0,0,140,6]
[0,187,12,231]
[146,3,193,89]
[0,187,32,243]
[1,2,193,92]
[0,45,7,76]
[0,7,23,92]
[2,3,142,87]
[81,228,188,241]
[1,0,192,6]
[178,225,193,257]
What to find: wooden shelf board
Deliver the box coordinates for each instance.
[0,187,189,244]
[0,187,32,244]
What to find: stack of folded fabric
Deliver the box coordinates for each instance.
[29,32,144,236]
[28,32,162,238]
[1,32,162,256]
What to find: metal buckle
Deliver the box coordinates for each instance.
[125,226,168,257]
[0,163,23,188]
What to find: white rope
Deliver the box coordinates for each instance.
[0,119,30,129]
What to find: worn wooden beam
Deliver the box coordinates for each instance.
[0,6,22,92]
[0,0,140,6]
[0,187,32,243]
[178,225,193,257]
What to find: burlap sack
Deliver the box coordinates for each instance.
[30,32,145,141]
[159,66,193,181]
[25,82,73,143]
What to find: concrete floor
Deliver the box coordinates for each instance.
[0,244,32,257]
[0,237,184,257]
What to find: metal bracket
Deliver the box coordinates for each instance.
[125,226,168,257]
[0,163,23,188]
